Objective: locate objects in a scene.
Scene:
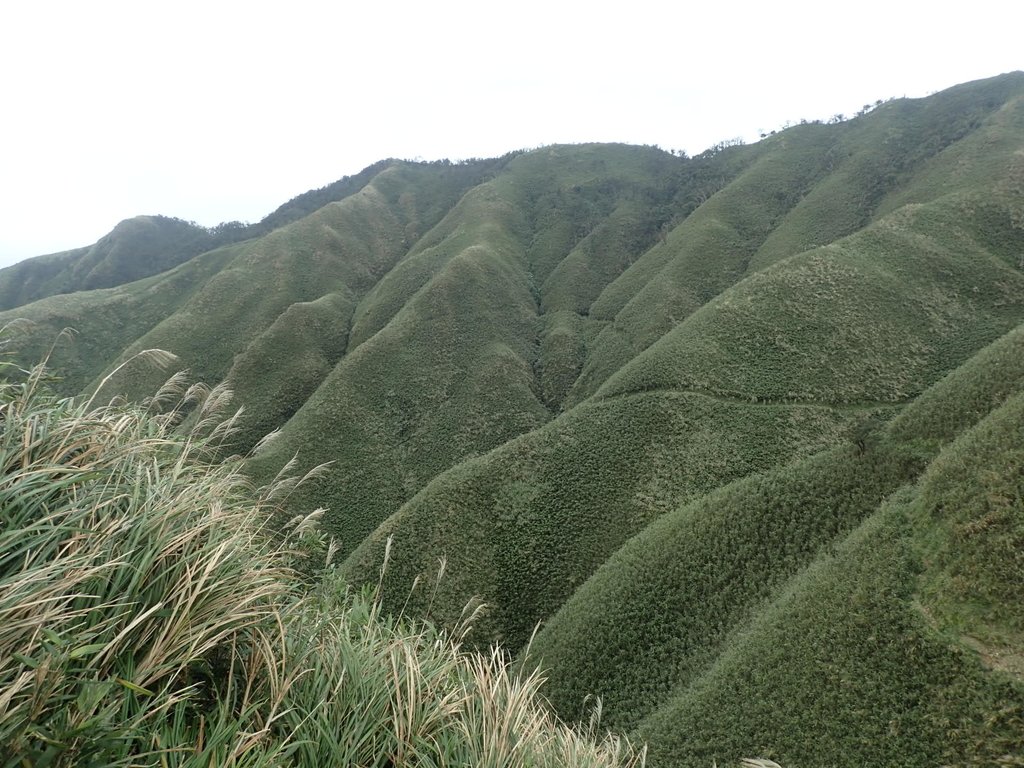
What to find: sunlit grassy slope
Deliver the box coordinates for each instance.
[2,72,1022,767]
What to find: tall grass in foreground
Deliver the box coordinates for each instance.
[0,350,644,767]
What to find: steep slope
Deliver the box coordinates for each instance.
[0,161,492,419]
[634,496,1023,768]
[569,129,827,401]
[0,159,403,312]
[0,215,217,311]
[0,72,1021,768]
[910,388,1024,657]
[340,393,870,648]
[0,245,239,393]
[249,145,683,549]
[95,162,488,401]
[341,175,1024,656]
[567,73,1024,404]
[529,318,1024,766]
[634,384,1024,767]
[598,191,1024,404]
[887,321,1024,444]
[524,441,923,732]
[749,70,1024,270]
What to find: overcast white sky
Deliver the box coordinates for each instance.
[1,0,1021,267]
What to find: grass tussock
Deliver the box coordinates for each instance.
[0,352,644,768]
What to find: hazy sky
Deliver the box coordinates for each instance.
[1,0,1020,267]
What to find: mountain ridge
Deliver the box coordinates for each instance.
[2,72,1022,767]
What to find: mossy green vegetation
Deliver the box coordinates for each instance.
[633,500,1023,768]
[911,389,1024,650]
[527,441,926,732]
[530,306,1024,766]
[888,321,1024,444]
[597,191,1024,405]
[0,244,239,393]
[0,158,447,313]
[3,73,1023,766]
[0,215,218,311]
[340,394,884,651]
[95,163,484,406]
[571,128,832,402]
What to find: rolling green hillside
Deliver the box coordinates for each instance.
[244,144,687,550]
[596,190,1024,405]
[0,215,217,311]
[0,158,404,312]
[630,379,1024,767]
[532,317,1024,766]
[340,392,875,649]
[2,72,1022,766]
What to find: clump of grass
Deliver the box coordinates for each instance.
[0,350,303,765]
[280,580,646,767]
[0,348,644,767]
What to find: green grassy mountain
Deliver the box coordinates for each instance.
[2,72,1022,766]
[0,215,218,311]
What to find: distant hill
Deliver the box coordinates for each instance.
[0,215,217,310]
[0,156,428,310]
[3,72,1022,767]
